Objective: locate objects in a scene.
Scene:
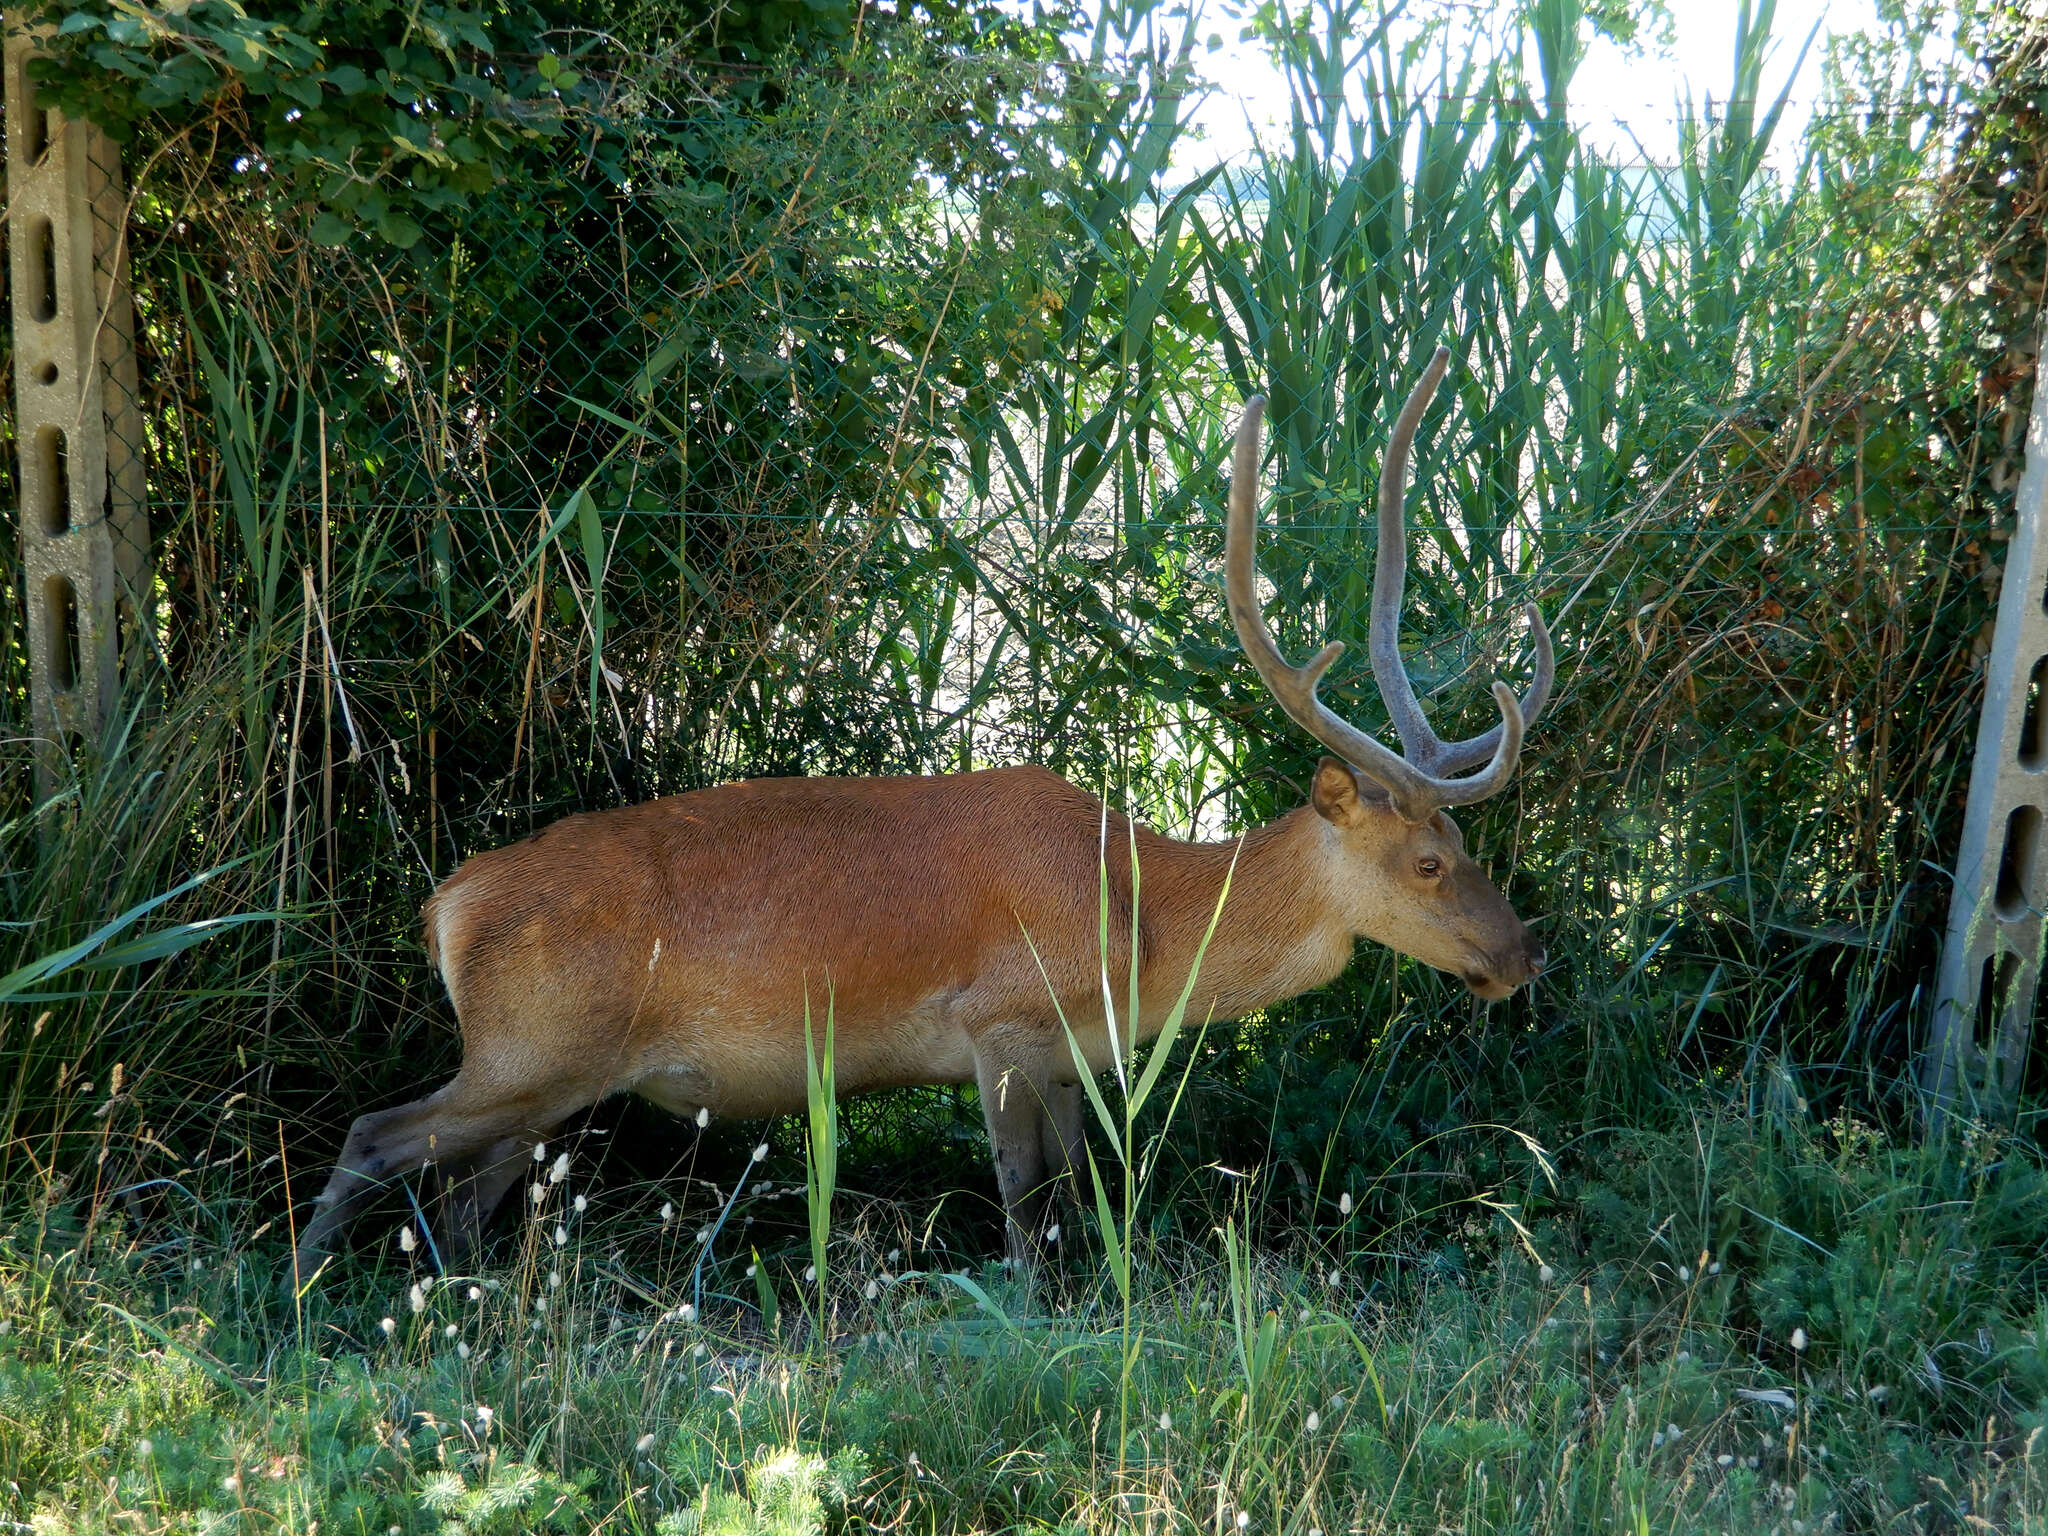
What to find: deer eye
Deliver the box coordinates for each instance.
[1416,857,1442,879]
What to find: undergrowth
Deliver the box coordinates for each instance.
[2,1105,2043,1534]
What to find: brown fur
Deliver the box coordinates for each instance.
[291,760,1542,1280]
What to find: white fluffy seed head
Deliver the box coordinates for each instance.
[1046,1224,1060,1244]
[574,1194,588,1213]
[457,1341,471,1359]
[550,1152,570,1184]
[680,1303,697,1323]
[136,1440,153,1460]
[397,1225,416,1253]
[1791,1327,1808,1352]
[549,1270,562,1290]
[661,1202,675,1222]
[1338,1192,1352,1216]
[1235,1512,1250,1531]
[1306,1410,1321,1433]
[804,1265,817,1282]
[408,1283,426,1313]
[533,1142,546,1163]
[696,1107,711,1127]
[553,1225,568,1247]
[530,1183,546,1205]
[1539,1264,1556,1284]
[1158,1410,1171,1432]
[752,1142,769,1162]
[636,1432,658,1455]
[444,1323,458,1338]
[865,1278,879,1300]
[695,1228,711,1245]
[380,1317,396,1336]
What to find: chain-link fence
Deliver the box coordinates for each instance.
[1,9,2037,1197]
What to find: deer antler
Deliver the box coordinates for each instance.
[1224,353,1547,825]
[1370,347,1554,776]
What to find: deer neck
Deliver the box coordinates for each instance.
[1132,806,1354,1037]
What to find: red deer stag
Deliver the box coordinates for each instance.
[292,347,1552,1281]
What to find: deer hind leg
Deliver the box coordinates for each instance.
[974,1050,1054,1269]
[291,1068,599,1287]
[431,1131,552,1273]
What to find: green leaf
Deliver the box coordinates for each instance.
[308,210,355,246]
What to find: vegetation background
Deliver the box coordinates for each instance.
[3,0,2047,1529]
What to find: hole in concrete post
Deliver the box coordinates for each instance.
[21,85,50,165]
[1995,804,2042,918]
[29,215,57,322]
[1975,950,2020,1051]
[43,573,80,691]
[35,360,58,387]
[34,426,70,536]
[2023,656,2048,768]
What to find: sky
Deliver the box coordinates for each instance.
[1180,0,1887,166]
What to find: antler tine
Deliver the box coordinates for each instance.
[1226,395,1442,823]
[1369,345,1553,776]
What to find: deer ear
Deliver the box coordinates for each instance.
[1311,757,1381,826]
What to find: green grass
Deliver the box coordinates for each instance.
[3,1104,2043,1534]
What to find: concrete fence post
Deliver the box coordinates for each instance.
[1925,322,2048,1121]
[5,15,150,794]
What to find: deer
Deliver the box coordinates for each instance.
[291,346,1553,1286]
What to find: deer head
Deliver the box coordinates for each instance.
[1225,347,1552,999]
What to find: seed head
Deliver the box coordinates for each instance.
[1338,1191,1352,1215]
[1305,1410,1321,1433]
[550,1152,570,1184]
[1046,1224,1060,1244]
[695,1227,711,1245]
[457,1341,471,1359]
[661,1202,675,1222]
[1538,1263,1555,1284]
[549,1270,562,1290]
[136,1439,153,1460]
[223,1475,241,1494]
[530,1183,546,1205]
[1235,1511,1250,1531]
[680,1303,697,1323]
[1158,1410,1171,1432]
[444,1323,458,1339]
[636,1432,658,1456]
[574,1194,588,1213]
[533,1142,546,1163]
[380,1316,396,1336]
[864,1278,880,1300]
[1791,1327,1808,1352]
[553,1224,568,1247]
[468,1285,483,1301]
[804,1265,817,1282]
[696,1107,711,1127]
[408,1283,426,1313]
[752,1142,769,1162]
[398,1225,416,1253]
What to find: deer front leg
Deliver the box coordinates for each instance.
[974,1051,1050,1269]
[1040,1079,1087,1213]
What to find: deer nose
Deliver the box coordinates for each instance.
[1523,941,1546,978]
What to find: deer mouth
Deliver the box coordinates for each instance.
[1463,971,1519,1001]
